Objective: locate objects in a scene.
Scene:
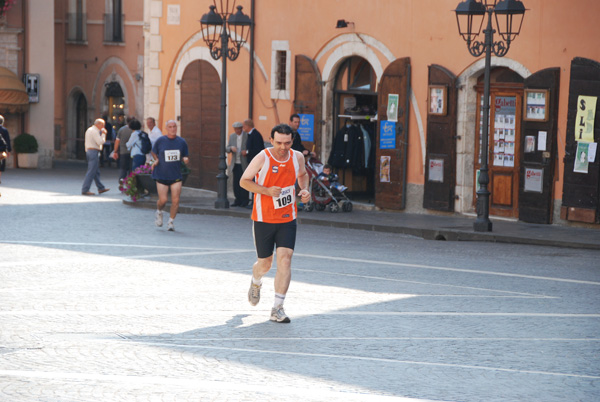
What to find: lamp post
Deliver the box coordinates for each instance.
[200,1,251,209]
[454,0,526,232]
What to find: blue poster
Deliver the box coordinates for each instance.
[379,120,396,149]
[298,114,314,142]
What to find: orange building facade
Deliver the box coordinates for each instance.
[54,0,145,161]
[146,0,600,226]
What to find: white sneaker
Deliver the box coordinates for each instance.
[167,220,175,231]
[155,210,163,227]
[270,306,290,323]
[248,280,261,306]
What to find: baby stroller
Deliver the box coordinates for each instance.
[303,157,353,213]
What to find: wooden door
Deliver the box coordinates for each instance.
[518,68,560,224]
[423,64,458,211]
[292,55,322,154]
[474,91,522,218]
[180,60,220,191]
[561,57,600,224]
[375,57,411,210]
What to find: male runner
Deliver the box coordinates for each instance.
[240,123,311,323]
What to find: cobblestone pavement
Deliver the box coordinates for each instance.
[0,165,599,401]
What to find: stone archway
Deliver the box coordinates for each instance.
[454,57,531,214]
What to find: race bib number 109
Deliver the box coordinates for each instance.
[273,185,295,209]
[164,150,181,162]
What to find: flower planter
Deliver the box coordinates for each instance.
[136,174,157,194]
[17,153,38,169]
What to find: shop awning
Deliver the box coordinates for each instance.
[0,66,29,113]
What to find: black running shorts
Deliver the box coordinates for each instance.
[156,178,182,186]
[253,220,297,259]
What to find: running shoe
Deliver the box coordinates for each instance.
[248,281,261,306]
[270,306,290,323]
[155,210,163,227]
[167,220,175,231]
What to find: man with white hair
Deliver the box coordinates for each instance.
[81,118,110,195]
[150,119,189,231]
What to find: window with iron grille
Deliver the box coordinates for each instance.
[270,41,290,100]
[275,51,287,91]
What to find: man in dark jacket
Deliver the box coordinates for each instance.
[243,119,265,208]
[243,119,265,164]
[289,113,316,158]
[0,115,11,184]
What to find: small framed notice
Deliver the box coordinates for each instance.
[524,168,543,193]
[428,159,444,183]
[523,89,549,121]
[428,85,447,116]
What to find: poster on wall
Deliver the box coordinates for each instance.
[428,85,446,115]
[575,95,597,143]
[380,156,391,182]
[428,159,444,183]
[524,89,548,121]
[387,94,399,122]
[298,114,314,142]
[525,136,536,153]
[524,168,543,193]
[493,96,517,169]
[574,141,590,173]
[379,120,396,149]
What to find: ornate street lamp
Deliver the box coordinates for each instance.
[454,0,526,232]
[200,1,251,209]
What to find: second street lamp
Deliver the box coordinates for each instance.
[200,2,251,209]
[454,0,526,232]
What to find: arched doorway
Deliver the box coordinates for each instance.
[180,60,220,190]
[75,93,87,160]
[329,56,377,202]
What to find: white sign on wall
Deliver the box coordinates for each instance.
[167,5,181,25]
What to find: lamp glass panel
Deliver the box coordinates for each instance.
[494,11,524,42]
[456,12,484,41]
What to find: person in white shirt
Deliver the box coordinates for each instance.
[226,121,249,207]
[81,118,110,195]
[146,117,163,164]
[146,117,163,146]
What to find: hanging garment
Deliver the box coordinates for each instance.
[328,125,351,168]
[361,125,371,169]
[349,124,366,174]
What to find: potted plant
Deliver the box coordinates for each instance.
[13,133,39,169]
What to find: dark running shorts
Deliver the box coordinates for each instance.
[156,178,182,186]
[253,220,297,259]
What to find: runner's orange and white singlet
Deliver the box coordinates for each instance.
[251,148,300,223]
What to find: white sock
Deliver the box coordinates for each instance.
[168,217,174,223]
[274,293,286,308]
[252,276,262,286]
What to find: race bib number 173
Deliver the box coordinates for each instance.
[164,150,181,162]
